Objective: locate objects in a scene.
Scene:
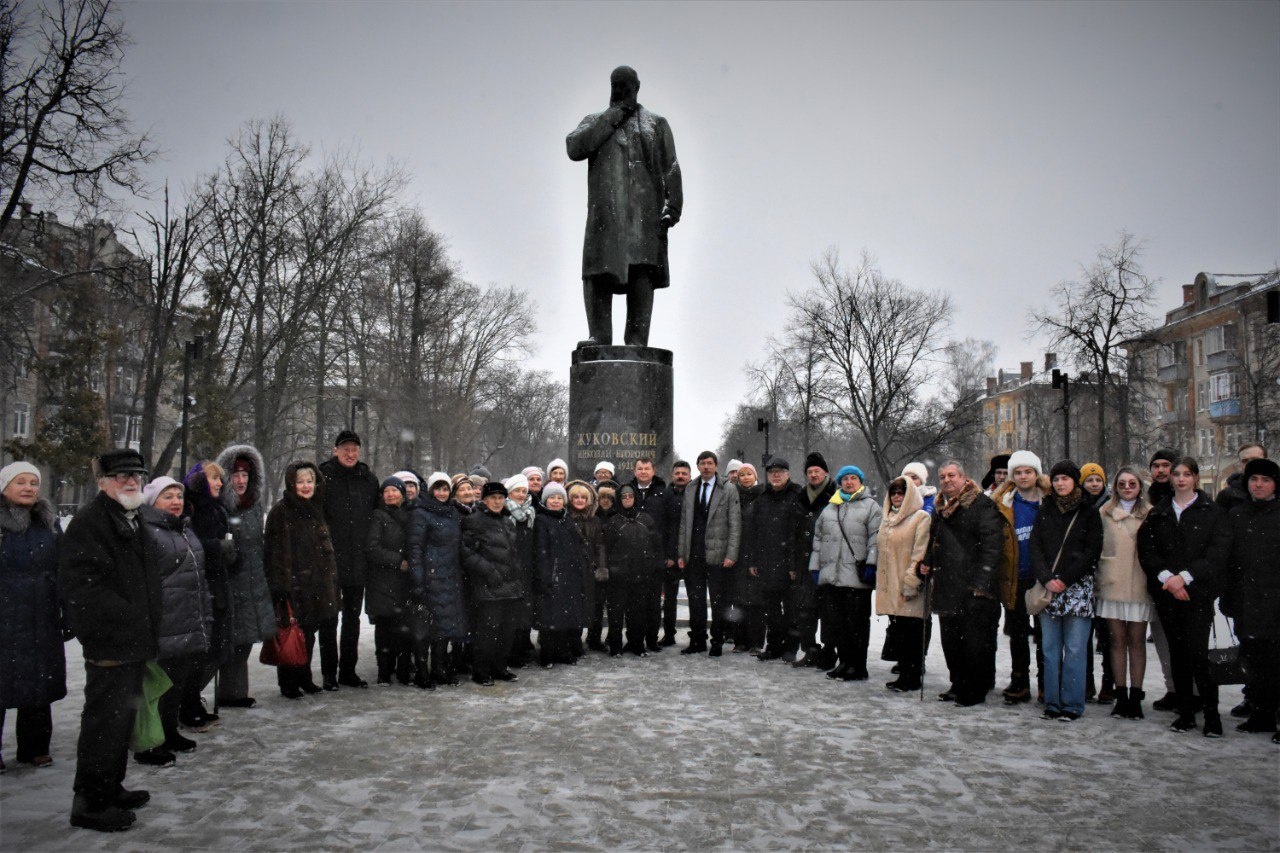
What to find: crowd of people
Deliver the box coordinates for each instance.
[0,433,1276,833]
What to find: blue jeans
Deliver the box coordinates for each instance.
[1041,613,1091,715]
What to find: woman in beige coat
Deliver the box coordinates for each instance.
[1096,466,1154,719]
[876,476,932,692]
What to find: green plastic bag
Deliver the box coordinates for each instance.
[130,661,173,752]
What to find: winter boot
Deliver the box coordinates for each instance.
[1129,688,1145,719]
[1109,687,1129,717]
[1097,674,1115,705]
[1202,711,1223,738]
[1152,691,1180,712]
[813,645,838,671]
[826,662,852,680]
[1003,672,1031,704]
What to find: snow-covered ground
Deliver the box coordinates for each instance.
[2,609,1276,851]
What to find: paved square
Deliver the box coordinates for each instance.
[2,616,1276,850]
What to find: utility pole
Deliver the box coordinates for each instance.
[180,337,203,476]
[350,397,365,432]
[1052,368,1070,460]
[757,418,770,469]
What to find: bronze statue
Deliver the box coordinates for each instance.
[567,66,682,348]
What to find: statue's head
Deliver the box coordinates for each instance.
[610,66,640,107]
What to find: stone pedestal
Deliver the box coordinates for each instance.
[569,346,673,482]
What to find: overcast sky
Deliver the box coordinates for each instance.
[119,0,1280,462]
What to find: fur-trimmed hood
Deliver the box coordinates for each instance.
[881,477,924,528]
[565,479,599,517]
[281,460,325,516]
[215,443,267,511]
[992,476,1051,509]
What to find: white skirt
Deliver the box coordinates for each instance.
[1097,598,1154,623]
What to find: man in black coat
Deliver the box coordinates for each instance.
[58,448,162,832]
[1224,458,1280,739]
[924,460,1008,707]
[793,451,837,666]
[627,457,667,652]
[656,459,690,646]
[318,430,380,689]
[743,457,805,658]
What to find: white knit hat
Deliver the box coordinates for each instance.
[504,474,529,492]
[0,461,41,494]
[425,471,452,491]
[392,470,420,486]
[522,466,545,479]
[143,476,183,506]
[726,458,743,474]
[547,458,568,475]
[900,462,929,485]
[1007,450,1043,476]
[541,481,568,503]
[593,461,615,477]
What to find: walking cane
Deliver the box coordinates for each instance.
[919,575,931,703]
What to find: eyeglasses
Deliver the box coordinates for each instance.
[110,472,148,485]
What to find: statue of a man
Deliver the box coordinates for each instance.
[567,66,682,348]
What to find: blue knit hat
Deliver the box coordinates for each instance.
[836,465,865,484]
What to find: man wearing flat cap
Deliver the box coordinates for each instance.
[58,448,162,832]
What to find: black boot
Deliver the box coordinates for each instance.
[1110,686,1129,718]
[826,662,852,680]
[1129,688,1145,719]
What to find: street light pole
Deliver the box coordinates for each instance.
[1052,368,1071,460]
[757,418,770,469]
[180,337,203,475]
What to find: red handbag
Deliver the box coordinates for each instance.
[259,602,307,667]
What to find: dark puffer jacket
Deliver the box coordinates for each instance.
[926,481,1007,616]
[58,491,162,663]
[461,507,523,601]
[185,471,233,665]
[1,498,66,708]
[1223,496,1280,637]
[214,444,276,646]
[407,495,468,642]
[602,506,661,582]
[264,462,341,629]
[1029,490,1103,588]
[319,456,380,588]
[365,504,409,621]
[142,505,213,659]
[535,507,587,632]
[1137,490,1231,603]
[740,482,805,603]
[568,482,606,625]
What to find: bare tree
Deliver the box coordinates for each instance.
[1,0,155,232]
[789,249,956,483]
[1032,232,1157,471]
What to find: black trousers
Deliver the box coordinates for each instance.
[278,626,319,691]
[789,574,819,650]
[939,596,1002,702]
[0,704,54,762]
[216,642,254,702]
[820,586,872,671]
[472,599,519,679]
[374,616,412,680]
[1241,636,1280,719]
[685,557,729,646]
[1004,576,1044,687]
[539,629,579,665]
[336,585,364,677]
[895,616,926,680]
[161,652,205,739]
[1155,597,1218,717]
[74,661,145,807]
[653,564,680,641]
[611,578,648,653]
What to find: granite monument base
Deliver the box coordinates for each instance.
[569,345,673,483]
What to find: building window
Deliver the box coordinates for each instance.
[1196,381,1209,412]
[1210,372,1239,403]
[10,403,30,438]
[1199,428,1214,457]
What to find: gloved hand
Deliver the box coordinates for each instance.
[220,537,238,567]
[594,567,609,583]
[902,584,919,601]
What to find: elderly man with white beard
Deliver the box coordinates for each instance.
[58,448,163,833]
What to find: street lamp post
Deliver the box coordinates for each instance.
[350,397,365,432]
[1051,368,1070,460]
[757,418,770,469]
[180,337,203,476]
